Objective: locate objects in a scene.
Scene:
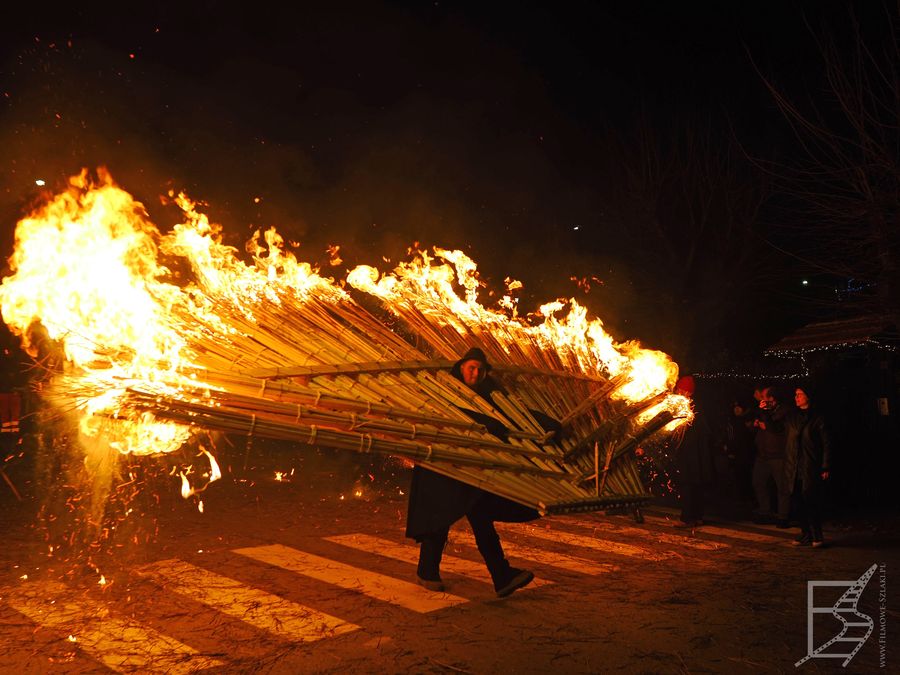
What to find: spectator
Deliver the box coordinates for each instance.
[673,375,715,528]
[785,383,832,548]
[751,385,790,527]
[724,399,756,507]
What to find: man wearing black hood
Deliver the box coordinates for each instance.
[405,347,539,597]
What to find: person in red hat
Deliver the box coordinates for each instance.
[675,375,695,397]
[405,347,539,597]
[672,374,715,528]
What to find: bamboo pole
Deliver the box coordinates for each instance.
[563,391,669,462]
[246,359,453,380]
[44,238,684,514]
[559,373,628,427]
[128,394,571,479]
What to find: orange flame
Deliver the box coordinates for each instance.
[0,169,690,461]
[348,248,682,408]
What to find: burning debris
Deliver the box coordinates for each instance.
[0,169,692,517]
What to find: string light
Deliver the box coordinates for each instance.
[695,338,896,381]
[766,338,897,357]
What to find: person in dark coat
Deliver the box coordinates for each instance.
[751,384,790,526]
[785,383,832,548]
[723,399,756,505]
[672,375,715,528]
[406,347,539,597]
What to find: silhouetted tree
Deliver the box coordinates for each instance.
[758,3,900,326]
[603,115,775,368]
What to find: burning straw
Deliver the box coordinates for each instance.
[0,170,693,515]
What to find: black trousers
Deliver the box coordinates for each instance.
[679,482,706,522]
[417,495,518,585]
[793,478,824,540]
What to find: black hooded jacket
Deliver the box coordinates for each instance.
[405,353,540,539]
[784,406,832,489]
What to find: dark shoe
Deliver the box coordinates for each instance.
[776,519,790,529]
[495,568,534,598]
[792,533,811,547]
[416,575,445,592]
[811,539,825,549]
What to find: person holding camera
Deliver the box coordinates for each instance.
[751,385,790,526]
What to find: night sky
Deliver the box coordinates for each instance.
[1,1,895,369]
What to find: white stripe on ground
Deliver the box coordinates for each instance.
[498,523,672,561]
[138,559,359,642]
[640,514,792,543]
[554,516,728,551]
[325,533,551,589]
[233,543,468,613]
[5,579,223,674]
[447,529,619,575]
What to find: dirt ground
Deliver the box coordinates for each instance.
[0,443,897,674]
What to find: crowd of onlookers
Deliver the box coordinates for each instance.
[672,377,832,548]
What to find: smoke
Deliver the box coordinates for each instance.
[0,6,654,364]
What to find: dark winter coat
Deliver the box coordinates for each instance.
[754,404,787,459]
[784,407,831,490]
[405,367,540,540]
[676,411,715,485]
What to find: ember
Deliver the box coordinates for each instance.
[0,169,692,516]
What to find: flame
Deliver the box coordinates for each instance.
[0,170,344,456]
[0,170,197,454]
[200,446,221,483]
[178,448,220,498]
[0,169,690,464]
[348,247,681,408]
[179,471,193,498]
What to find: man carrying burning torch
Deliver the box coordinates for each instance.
[406,347,538,597]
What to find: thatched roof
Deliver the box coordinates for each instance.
[766,316,899,354]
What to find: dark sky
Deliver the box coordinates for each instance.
[0,1,893,366]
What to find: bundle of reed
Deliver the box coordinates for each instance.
[72,257,684,514]
[111,341,675,514]
[86,273,685,513]
[0,177,695,517]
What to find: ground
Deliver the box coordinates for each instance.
[0,443,896,674]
